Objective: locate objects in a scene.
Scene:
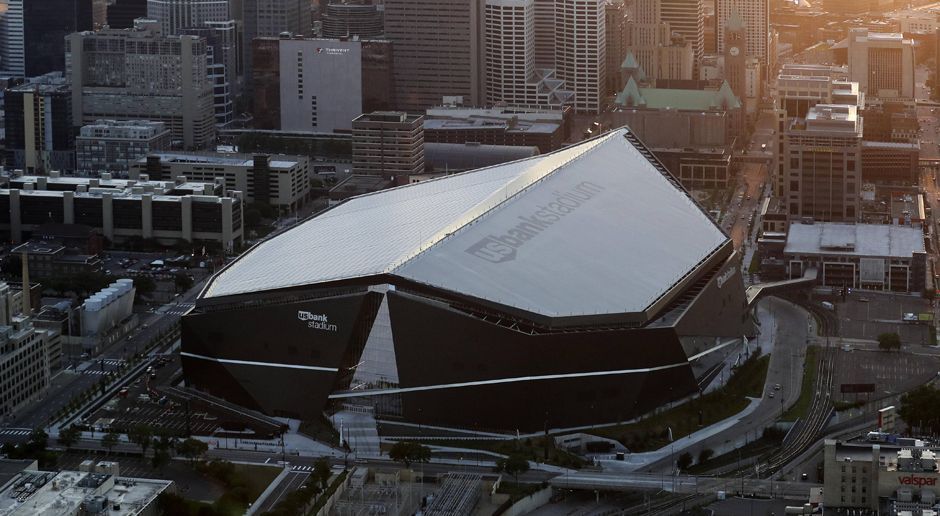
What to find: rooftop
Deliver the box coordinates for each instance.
[615,77,741,111]
[204,129,729,324]
[425,143,539,173]
[784,222,925,258]
[0,469,171,516]
[137,152,301,169]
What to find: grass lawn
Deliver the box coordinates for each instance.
[781,346,819,422]
[589,354,770,452]
[419,436,586,469]
[231,463,280,501]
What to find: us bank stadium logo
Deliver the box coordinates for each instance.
[297,311,338,332]
[464,181,605,264]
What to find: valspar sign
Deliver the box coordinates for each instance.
[898,474,938,487]
[464,181,605,264]
[297,311,338,332]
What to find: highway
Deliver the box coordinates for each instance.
[550,470,820,499]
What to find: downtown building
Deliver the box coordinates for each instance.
[845,29,915,101]
[715,0,769,75]
[146,0,229,35]
[0,173,243,250]
[3,73,76,174]
[181,128,752,431]
[76,120,172,176]
[352,112,426,179]
[0,0,93,77]
[66,22,216,150]
[241,0,311,82]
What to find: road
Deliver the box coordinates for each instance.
[641,296,811,474]
[550,470,820,499]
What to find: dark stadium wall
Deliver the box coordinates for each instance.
[180,292,379,420]
[674,255,753,339]
[386,291,700,432]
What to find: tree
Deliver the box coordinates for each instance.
[698,448,714,464]
[102,431,119,455]
[899,384,940,435]
[58,425,81,451]
[388,441,431,468]
[28,428,48,453]
[177,438,209,465]
[129,425,153,456]
[134,276,157,298]
[313,457,332,490]
[174,272,193,292]
[878,332,902,352]
[151,448,171,472]
[497,453,530,484]
[677,451,693,471]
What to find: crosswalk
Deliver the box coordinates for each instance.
[292,465,314,472]
[0,428,32,437]
[164,303,194,316]
[102,359,126,367]
[83,369,114,375]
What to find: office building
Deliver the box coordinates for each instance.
[321,2,384,39]
[624,0,695,83]
[0,465,172,515]
[180,21,238,128]
[423,106,568,153]
[484,0,573,109]
[0,0,24,75]
[181,128,751,431]
[605,0,627,94]
[554,0,606,113]
[76,120,172,176]
[146,0,229,36]
[863,103,919,144]
[783,104,863,222]
[533,0,556,69]
[251,37,362,134]
[846,28,915,100]
[12,240,102,278]
[241,0,312,82]
[130,152,310,211]
[661,0,703,72]
[784,222,925,292]
[352,112,425,179]
[861,141,920,185]
[4,73,75,174]
[107,0,148,28]
[384,0,484,111]
[0,173,243,250]
[66,22,216,150]
[21,0,94,77]
[715,0,768,73]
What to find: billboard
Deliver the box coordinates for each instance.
[841,383,876,394]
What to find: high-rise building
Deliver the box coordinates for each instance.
[66,21,217,150]
[533,0,555,68]
[605,0,627,94]
[625,0,693,82]
[0,0,94,77]
[484,0,573,109]
[241,0,311,83]
[352,112,425,178]
[146,0,230,36]
[783,104,862,222]
[321,2,384,39]
[107,0,148,29]
[555,0,606,113]
[846,28,915,100]
[716,0,768,73]
[4,73,75,174]
[661,0,703,72]
[384,0,484,111]
[0,0,24,76]
[181,21,239,128]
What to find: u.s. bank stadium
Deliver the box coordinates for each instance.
[181,128,754,432]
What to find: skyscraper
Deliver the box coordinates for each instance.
[484,0,573,109]
[107,0,148,29]
[661,0,703,72]
[0,0,94,77]
[384,0,484,111]
[605,0,627,94]
[716,0,768,72]
[555,0,606,113]
[533,0,556,68]
[4,73,75,173]
[241,0,312,84]
[0,0,24,76]
[624,0,694,82]
[846,28,915,100]
[146,0,230,36]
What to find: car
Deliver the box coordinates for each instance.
[768,392,775,398]
[801,473,809,481]
[774,384,781,390]
[858,297,870,302]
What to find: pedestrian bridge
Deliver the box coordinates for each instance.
[745,267,818,307]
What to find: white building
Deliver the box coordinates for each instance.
[846,28,915,100]
[81,279,135,339]
[555,0,606,113]
[146,0,229,35]
[484,0,573,109]
[716,0,769,71]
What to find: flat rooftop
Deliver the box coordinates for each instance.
[0,470,171,516]
[138,152,301,169]
[784,222,925,258]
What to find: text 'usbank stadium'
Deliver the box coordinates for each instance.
[465,181,605,263]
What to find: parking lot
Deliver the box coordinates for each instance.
[830,292,932,344]
[832,348,940,401]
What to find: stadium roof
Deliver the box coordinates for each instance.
[203,129,730,323]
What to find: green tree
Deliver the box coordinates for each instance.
[134,276,157,298]
[174,272,193,292]
[28,428,48,453]
[58,425,81,451]
[899,384,940,434]
[496,452,530,485]
[677,451,693,471]
[129,425,153,456]
[388,441,431,468]
[102,431,120,455]
[151,448,171,472]
[313,457,331,490]
[177,438,209,465]
[878,332,902,352]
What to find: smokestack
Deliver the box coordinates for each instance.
[20,248,30,316]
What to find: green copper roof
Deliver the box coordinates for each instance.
[615,78,742,110]
[621,51,640,70]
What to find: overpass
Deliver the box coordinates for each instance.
[550,470,820,499]
[745,267,818,307]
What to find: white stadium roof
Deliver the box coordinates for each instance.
[204,129,729,320]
